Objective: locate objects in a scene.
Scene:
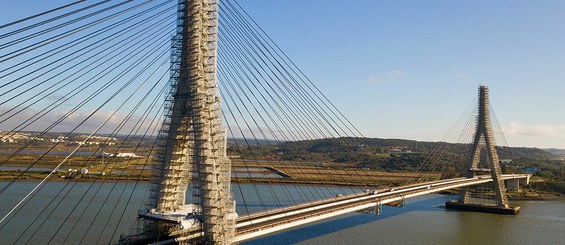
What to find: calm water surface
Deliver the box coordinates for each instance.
[0,181,563,245]
[246,196,565,245]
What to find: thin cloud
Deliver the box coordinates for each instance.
[46,94,65,101]
[502,122,565,138]
[0,106,162,135]
[365,70,403,85]
[454,73,472,81]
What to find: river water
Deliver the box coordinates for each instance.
[0,181,563,245]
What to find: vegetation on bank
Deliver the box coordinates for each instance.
[529,181,565,196]
[231,137,560,173]
[2,136,564,197]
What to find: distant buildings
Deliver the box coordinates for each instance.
[1,138,16,143]
[388,146,412,153]
[60,134,117,145]
[0,131,40,143]
[500,159,513,164]
[102,152,140,158]
[0,131,117,145]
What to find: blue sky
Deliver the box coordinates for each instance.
[234,0,565,148]
[1,0,564,149]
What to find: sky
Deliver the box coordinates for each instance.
[1,0,565,149]
[233,0,565,149]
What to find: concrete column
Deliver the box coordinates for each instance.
[519,175,531,185]
[506,179,520,192]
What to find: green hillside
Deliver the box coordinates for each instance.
[228,137,557,175]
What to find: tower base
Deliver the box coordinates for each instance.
[445,200,520,215]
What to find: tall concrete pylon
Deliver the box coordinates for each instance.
[145,0,235,243]
[446,85,518,214]
[462,86,509,207]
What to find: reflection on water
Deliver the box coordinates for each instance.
[0,166,53,172]
[244,196,565,245]
[0,150,97,156]
[232,167,284,178]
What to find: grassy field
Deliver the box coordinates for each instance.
[0,153,440,187]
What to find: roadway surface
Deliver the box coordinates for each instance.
[142,174,531,244]
[234,174,530,242]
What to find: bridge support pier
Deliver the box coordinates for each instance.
[506,178,520,192]
[445,86,520,215]
[445,200,520,215]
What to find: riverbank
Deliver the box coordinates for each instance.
[438,186,564,200]
[507,189,564,200]
[0,171,395,187]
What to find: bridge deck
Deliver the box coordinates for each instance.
[154,174,530,244]
[234,174,530,242]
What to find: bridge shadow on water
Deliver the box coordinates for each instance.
[242,194,458,245]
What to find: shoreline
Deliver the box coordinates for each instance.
[2,174,563,201]
[509,196,564,201]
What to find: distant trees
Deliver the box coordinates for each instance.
[225,137,561,174]
[441,166,459,179]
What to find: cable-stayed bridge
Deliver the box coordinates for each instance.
[0,1,531,244]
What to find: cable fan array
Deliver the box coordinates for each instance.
[0,1,515,244]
